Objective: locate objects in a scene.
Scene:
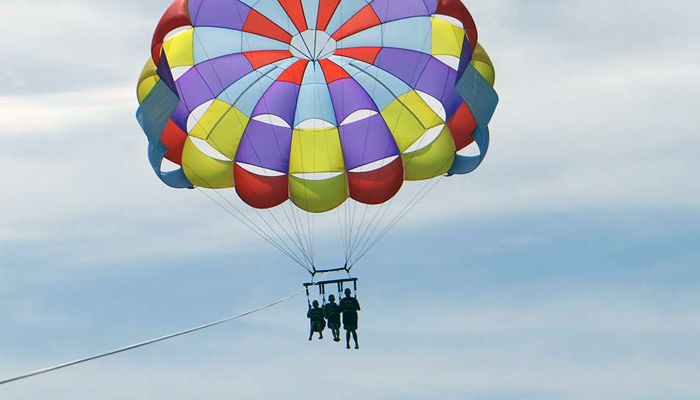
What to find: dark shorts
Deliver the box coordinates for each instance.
[342,312,358,328]
[343,323,358,331]
[310,320,325,332]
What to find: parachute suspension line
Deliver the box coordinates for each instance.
[351,176,444,268]
[340,40,355,266]
[195,25,320,271]
[346,26,446,268]
[281,201,315,268]
[162,85,303,270]
[350,137,456,268]
[184,37,315,272]
[344,61,386,264]
[259,202,315,268]
[335,39,367,267]
[300,132,315,269]
[233,55,315,269]
[337,65,358,264]
[336,55,420,264]
[251,199,315,270]
[0,283,319,386]
[166,127,309,270]
[349,144,452,268]
[344,206,351,265]
[345,202,353,265]
[196,188,308,271]
[335,204,350,264]
[345,107,405,263]
[290,201,314,269]
[307,217,314,267]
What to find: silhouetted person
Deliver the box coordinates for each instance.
[339,288,361,349]
[307,300,325,341]
[323,294,341,342]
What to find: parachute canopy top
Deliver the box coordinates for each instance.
[136,0,498,273]
[136,0,498,214]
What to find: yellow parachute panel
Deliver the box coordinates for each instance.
[431,17,465,57]
[403,125,456,181]
[161,28,194,68]
[182,137,234,189]
[381,91,444,152]
[289,128,345,174]
[289,174,349,213]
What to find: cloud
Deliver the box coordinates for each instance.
[1,1,700,399]
[2,286,699,399]
[0,86,135,135]
[1,0,698,257]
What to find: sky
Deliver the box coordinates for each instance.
[1,0,699,399]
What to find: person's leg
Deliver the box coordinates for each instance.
[309,326,313,341]
[346,330,351,349]
[352,330,359,349]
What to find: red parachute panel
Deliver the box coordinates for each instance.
[278,60,309,84]
[332,5,380,41]
[151,0,191,64]
[448,103,477,151]
[243,10,293,43]
[161,119,188,165]
[348,157,404,205]
[234,164,290,209]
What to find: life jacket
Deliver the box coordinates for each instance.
[323,303,340,320]
[340,297,360,314]
[307,307,324,321]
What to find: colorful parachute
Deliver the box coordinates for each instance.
[136,0,497,214]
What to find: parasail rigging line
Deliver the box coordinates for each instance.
[195,188,309,270]
[194,23,318,267]
[338,22,435,263]
[345,25,453,267]
[0,280,326,386]
[181,83,314,270]
[348,117,454,268]
[351,175,444,268]
[188,32,317,270]
[233,24,318,269]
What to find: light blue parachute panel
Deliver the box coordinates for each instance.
[448,64,499,175]
[137,80,193,188]
[324,0,369,35]
[251,0,300,35]
[219,60,294,115]
[332,57,412,110]
[241,32,293,52]
[336,25,382,49]
[380,17,433,54]
[302,0,320,28]
[193,28,243,63]
[295,66,337,126]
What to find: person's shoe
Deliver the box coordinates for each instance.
[346,345,351,349]
[334,338,340,342]
[319,335,323,339]
[308,338,312,341]
[355,345,359,349]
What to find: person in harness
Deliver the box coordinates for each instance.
[307,300,325,341]
[340,288,361,349]
[323,294,341,342]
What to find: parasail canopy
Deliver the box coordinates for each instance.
[136,0,498,272]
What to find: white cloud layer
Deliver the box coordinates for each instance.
[1,0,699,399]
